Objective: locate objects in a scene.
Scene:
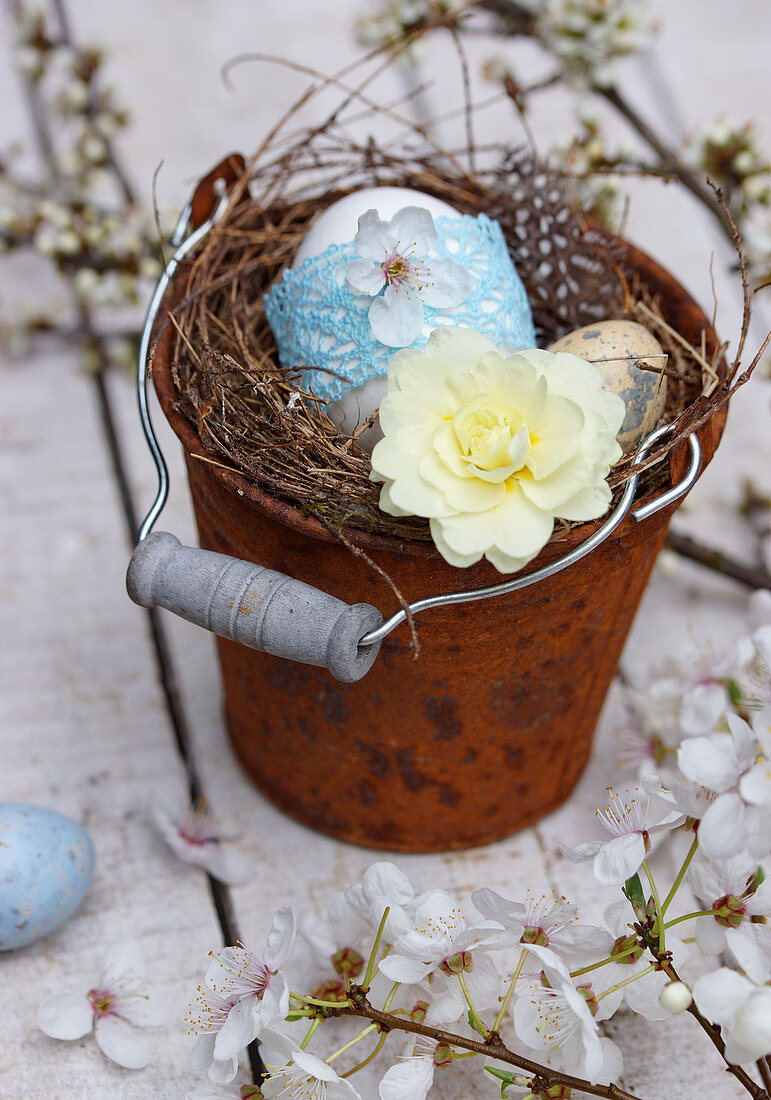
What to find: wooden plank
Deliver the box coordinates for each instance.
[0,352,241,1098]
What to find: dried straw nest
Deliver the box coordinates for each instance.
[159,112,750,548]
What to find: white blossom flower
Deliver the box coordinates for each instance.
[688,855,771,983]
[346,207,471,347]
[692,969,771,1064]
[205,908,296,1069]
[562,785,683,885]
[472,889,611,968]
[536,0,658,88]
[512,944,611,1082]
[260,1029,363,1099]
[379,890,503,1009]
[677,711,771,860]
[343,861,418,942]
[353,0,426,56]
[371,329,624,574]
[379,1034,454,1100]
[151,800,253,885]
[300,888,370,969]
[37,936,166,1069]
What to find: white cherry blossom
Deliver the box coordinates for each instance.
[692,969,771,1064]
[37,936,166,1069]
[299,888,371,984]
[344,861,418,942]
[260,1029,363,1100]
[677,711,771,860]
[378,890,503,1009]
[346,206,471,347]
[688,854,771,983]
[562,785,683,885]
[512,944,613,1083]
[205,907,296,1069]
[151,800,252,885]
[472,888,611,968]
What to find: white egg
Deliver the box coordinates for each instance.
[292,186,461,269]
[292,187,464,449]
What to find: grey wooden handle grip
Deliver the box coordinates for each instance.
[126,532,383,683]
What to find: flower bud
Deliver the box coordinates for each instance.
[659,980,692,1014]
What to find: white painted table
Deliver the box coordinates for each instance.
[1,2,770,1097]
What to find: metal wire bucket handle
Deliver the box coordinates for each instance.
[126,158,702,683]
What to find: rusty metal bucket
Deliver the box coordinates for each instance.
[130,157,727,852]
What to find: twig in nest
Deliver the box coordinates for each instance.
[324,524,421,659]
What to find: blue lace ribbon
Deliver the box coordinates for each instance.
[264,213,536,403]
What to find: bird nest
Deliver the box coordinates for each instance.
[158,101,753,547]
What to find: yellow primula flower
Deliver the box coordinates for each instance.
[370,327,625,573]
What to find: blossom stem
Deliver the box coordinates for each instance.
[642,860,665,952]
[493,948,526,1031]
[663,909,720,930]
[327,1023,379,1062]
[570,944,641,978]
[457,970,489,1038]
[596,963,656,1000]
[341,1030,388,1078]
[360,906,390,992]
[382,981,400,1013]
[300,1018,323,1050]
[660,835,700,915]
[293,992,353,1008]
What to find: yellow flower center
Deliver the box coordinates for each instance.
[452,395,530,482]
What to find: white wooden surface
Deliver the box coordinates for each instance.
[2,1,770,1097]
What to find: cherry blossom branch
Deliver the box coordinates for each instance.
[633,913,770,1098]
[462,1,737,244]
[318,985,646,1100]
[664,530,771,592]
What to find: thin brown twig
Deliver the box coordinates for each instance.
[665,530,771,591]
[325,988,645,1100]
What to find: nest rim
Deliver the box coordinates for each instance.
[152,222,727,564]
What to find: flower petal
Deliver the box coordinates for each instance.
[379,954,431,984]
[119,987,168,1028]
[677,734,739,792]
[369,287,424,347]
[213,996,256,1060]
[37,991,93,1040]
[692,967,754,1026]
[264,906,296,970]
[739,761,771,808]
[420,256,471,309]
[379,1052,435,1100]
[726,925,771,984]
[353,210,395,261]
[347,258,386,297]
[94,1015,151,1069]
[100,935,145,989]
[697,794,746,860]
[593,832,646,885]
[389,206,438,253]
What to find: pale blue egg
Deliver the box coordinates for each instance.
[0,803,95,951]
